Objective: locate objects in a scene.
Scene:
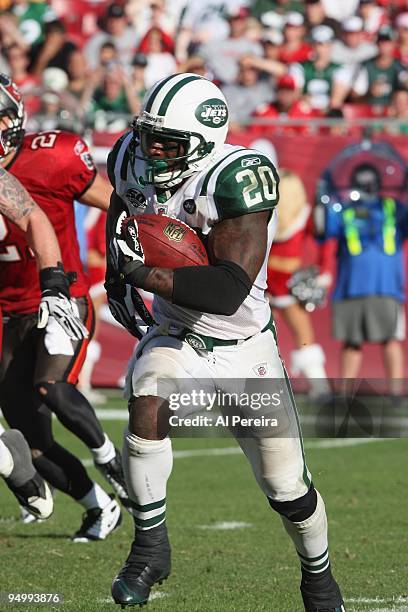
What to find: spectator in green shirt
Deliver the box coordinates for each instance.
[82,65,140,128]
[12,0,56,46]
[252,0,305,21]
[357,26,408,107]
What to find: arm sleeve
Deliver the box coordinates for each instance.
[172,260,252,316]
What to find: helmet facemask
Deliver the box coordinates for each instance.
[0,107,25,160]
[130,113,215,188]
[0,74,25,161]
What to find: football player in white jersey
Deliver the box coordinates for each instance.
[105,74,346,611]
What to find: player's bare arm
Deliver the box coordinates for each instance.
[0,164,36,223]
[0,165,62,269]
[79,173,112,211]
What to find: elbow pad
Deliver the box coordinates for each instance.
[172,260,252,316]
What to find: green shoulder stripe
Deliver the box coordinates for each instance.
[200,148,246,197]
[213,153,279,220]
[107,131,131,188]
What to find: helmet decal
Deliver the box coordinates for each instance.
[195,98,228,128]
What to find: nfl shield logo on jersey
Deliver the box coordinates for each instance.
[253,362,268,377]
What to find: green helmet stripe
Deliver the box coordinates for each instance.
[157,75,202,116]
[144,74,178,113]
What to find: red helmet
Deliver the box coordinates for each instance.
[0,73,25,160]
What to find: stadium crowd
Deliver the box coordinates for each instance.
[0,0,407,133]
[0,0,407,576]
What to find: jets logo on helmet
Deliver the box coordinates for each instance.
[195,98,228,127]
[0,73,26,161]
[128,73,229,188]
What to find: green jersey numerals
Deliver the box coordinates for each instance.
[212,154,279,220]
[236,165,277,209]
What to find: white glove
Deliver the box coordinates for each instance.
[38,291,89,341]
[109,212,149,287]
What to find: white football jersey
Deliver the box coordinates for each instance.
[108,133,279,340]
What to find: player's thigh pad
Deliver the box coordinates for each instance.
[215,329,310,501]
[127,331,215,412]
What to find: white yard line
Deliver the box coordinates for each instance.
[347,597,408,612]
[82,438,387,466]
[306,438,387,449]
[348,597,408,604]
[197,521,252,530]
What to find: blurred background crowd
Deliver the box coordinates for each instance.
[1,0,407,394]
[0,0,407,133]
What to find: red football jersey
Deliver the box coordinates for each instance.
[0,130,96,314]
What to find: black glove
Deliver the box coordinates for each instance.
[38,263,89,340]
[105,279,153,339]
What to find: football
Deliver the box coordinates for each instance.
[123,214,209,268]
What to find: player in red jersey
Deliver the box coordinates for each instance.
[0,129,90,522]
[0,73,91,521]
[0,74,129,540]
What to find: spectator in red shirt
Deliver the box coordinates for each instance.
[251,73,322,135]
[278,12,313,63]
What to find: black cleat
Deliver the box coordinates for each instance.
[301,568,346,612]
[111,522,171,607]
[71,495,122,542]
[95,450,131,513]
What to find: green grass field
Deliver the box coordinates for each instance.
[1,392,407,612]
